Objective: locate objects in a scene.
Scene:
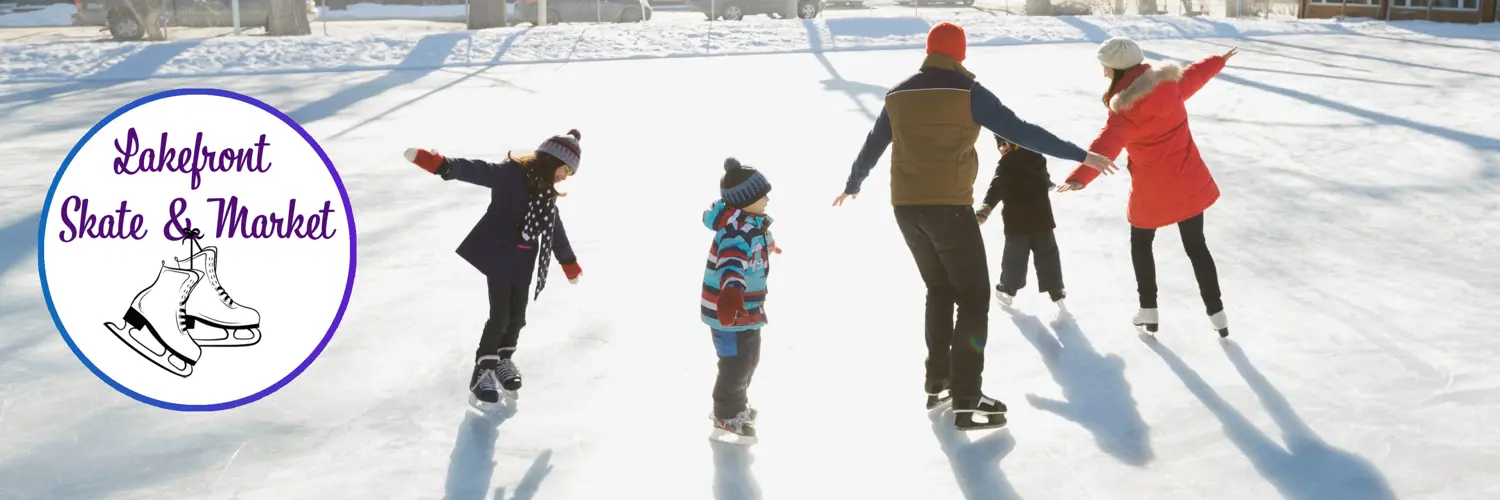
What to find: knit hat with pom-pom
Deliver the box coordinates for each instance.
[536,129,583,174]
[720,158,772,209]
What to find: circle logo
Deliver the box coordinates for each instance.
[39,88,357,411]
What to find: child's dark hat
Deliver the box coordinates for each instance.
[720,158,772,209]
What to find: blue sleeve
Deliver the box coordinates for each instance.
[439,157,511,188]
[971,84,1089,163]
[551,207,576,265]
[845,107,893,195]
[713,233,752,292]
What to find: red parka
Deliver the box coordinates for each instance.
[1067,55,1227,229]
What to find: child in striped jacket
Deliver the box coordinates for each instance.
[701,157,778,445]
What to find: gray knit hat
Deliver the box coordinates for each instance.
[1097,36,1145,70]
[536,129,582,174]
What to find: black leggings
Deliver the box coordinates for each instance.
[1131,213,1223,315]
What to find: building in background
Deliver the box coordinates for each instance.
[1301,0,1496,22]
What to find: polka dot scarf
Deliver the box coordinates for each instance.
[521,169,559,300]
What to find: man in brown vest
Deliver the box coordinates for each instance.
[833,21,1118,430]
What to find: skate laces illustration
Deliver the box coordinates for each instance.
[103,226,263,378]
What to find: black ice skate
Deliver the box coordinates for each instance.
[710,408,758,445]
[952,395,1008,431]
[1133,308,1159,335]
[496,357,522,400]
[103,263,205,377]
[925,378,952,410]
[175,231,261,347]
[470,355,503,404]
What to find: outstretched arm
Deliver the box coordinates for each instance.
[845,107,893,196]
[439,157,514,188]
[1066,114,1130,188]
[1180,53,1229,102]
[551,207,582,282]
[971,83,1089,163]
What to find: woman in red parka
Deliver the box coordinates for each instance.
[1058,36,1238,338]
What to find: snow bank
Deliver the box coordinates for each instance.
[0,14,1496,83]
[0,3,77,27]
[315,2,471,21]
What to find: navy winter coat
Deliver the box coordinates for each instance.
[440,156,576,285]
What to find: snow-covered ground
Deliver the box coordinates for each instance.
[3,13,1500,500]
[5,14,1500,83]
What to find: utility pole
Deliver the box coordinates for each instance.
[539,0,547,24]
[232,0,241,34]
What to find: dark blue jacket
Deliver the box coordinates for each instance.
[440,157,576,285]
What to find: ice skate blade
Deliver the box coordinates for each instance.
[1135,324,1158,336]
[954,413,1008,431]
[467,393,517,419]
[709,428,758,446]
[189,325,261,347]
[926,394,953,410]
[104,321,193,377]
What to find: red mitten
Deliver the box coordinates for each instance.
[716,288,746,327]
[404,148,445,174]
[562,262,582,284]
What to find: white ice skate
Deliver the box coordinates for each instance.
[1210,310,1229,338]
[175,242,261,347]
[103,263,205,377]
[1133,308,1159,336]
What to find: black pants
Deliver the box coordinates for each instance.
[894,205,990,399]
[476,276,531,361]
[1131,212,1223,315]
[998,230,1064,294]
[711,328,761,419]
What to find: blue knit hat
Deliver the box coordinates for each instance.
[720,157,771,209]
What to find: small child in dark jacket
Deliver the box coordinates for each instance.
[976,134,1066,309]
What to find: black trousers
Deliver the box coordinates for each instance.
[711,328,761,419]
[894,205,990,399]
[476,276,531,361]
[1131,212,1223,315]
[998,230,1064,294]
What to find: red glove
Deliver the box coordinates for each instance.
[404,148,445,174]
[562,262,582,284]
[716,288,746,327]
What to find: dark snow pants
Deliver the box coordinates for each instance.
[893,205,990,400]
[999,230,1064,295]
[476,276,531,361]
[711,328,762,419]
[1131,212,1224,315]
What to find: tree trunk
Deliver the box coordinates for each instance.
[123,0,167,40]
[1024,0,1051,14]
[267,0,311,36]
[467,0,509,29]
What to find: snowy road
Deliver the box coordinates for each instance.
[2,27,1499,499]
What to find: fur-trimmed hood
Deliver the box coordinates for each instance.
[1109,64,1183,113]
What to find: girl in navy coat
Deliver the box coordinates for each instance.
[404,130,584,404]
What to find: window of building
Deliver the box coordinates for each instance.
[1309,0,1376,5]
[1394,0,1479,7]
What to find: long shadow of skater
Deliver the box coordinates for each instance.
[929,409,1021,500]
[442,401,519,500]
[1010,312,1153,465]
[287,31,471,126]
[802,19,889,122]
[709,441,761,500]
[1145,339,1397,500]
[0,40,204,111]
[492,449,555,500]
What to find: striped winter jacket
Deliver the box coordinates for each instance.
[700,200,773,332]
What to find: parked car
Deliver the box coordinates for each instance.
[515,0,651,24]
[686,0,822,20]
[73,0,316,41]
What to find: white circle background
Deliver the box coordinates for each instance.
[43,93,353,407]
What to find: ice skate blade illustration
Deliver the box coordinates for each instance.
[175,244,261,347]
[103,265,204,378]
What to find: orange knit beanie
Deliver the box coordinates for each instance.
[926,22,967,62]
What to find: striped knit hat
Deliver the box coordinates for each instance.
[536,129,582,174]
[720,157,771,209]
